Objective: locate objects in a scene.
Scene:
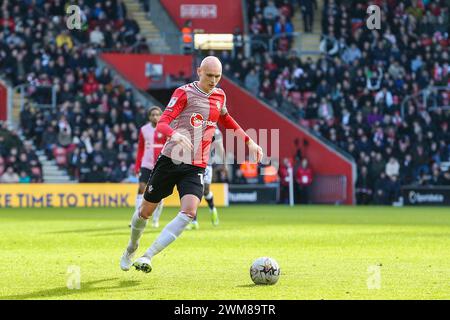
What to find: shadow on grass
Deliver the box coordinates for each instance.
[0,278,141,300]
[235,284,259,288]
[90,229,161,237]
[47,227,126,234]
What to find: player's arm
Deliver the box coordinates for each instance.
[218,111,263,163]
[135,129,145,175]
[156,88,193,151]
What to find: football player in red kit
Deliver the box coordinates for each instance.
[120,56,263,273]
[134,106,166,228]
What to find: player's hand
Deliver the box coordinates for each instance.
[170,132,193,151]
[247,139,263,163]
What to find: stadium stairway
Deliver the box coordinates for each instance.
[14,131,73,183]
[122,0,172,54]
[36,150,73,183]
[11,88,74,183]
[292,0,323,62]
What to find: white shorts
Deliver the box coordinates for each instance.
[204,165,213,185]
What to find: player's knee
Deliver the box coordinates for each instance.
[203,185,210,196]
[139,200,157,219]
[181,204,197,219]
[182,210,197,219]
[138,183,146,194]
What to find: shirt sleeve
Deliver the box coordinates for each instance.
[156,88,187,137]
[218,112,250,143]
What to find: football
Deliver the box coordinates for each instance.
[250,257,281,285]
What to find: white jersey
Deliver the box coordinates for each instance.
[208,128,223,166]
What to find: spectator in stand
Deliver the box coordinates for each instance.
[0,167,19,183]
[264,1,280,25]
[0,123,42,182]
[356,166,372,205]
[385,157,400,178]
[244,68,261,95]
[298,0,317,33]
[19,171,31,183]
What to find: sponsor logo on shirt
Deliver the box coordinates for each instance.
[190,113,216,128]
[167,97,178,109]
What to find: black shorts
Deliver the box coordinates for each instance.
[138,167,153,184]
[143,155,205,203]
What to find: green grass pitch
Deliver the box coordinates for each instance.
[1,205,449,300]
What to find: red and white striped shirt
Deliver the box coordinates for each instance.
[135,123,166,173]
[157,81,249,168]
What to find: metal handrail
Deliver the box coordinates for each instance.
[401,85,450,118]
[268,32,299,53]
[96,31,182,54]
[13,84,57,110]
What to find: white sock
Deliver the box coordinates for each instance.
[127,208,148,253]
[144,212,192,259]
[135,194,143,212]
[152,200,164,224]
[205,191,213,200]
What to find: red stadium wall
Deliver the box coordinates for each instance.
[100,54,193,90]
[0,81,8,121]
[160,0,244,33]
[220,77,356,205]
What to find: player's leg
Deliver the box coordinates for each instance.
[135,182,146,209]
[145,194,198,258]
[121,199,158,271]
[204,182,219,226]
[135,168,152,212]
[151,199,164,228]
[186,165,211,230]
[121,157,176,271]
[203,165,219,226]
[134,165,204,273]
[135,194,199,273]
[185,211,200,230]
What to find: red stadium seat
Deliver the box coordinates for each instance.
[291,91,302,105]
[302,91,313,103]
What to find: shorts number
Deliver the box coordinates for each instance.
[198,173,204,186]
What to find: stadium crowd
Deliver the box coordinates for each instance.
[223,0,450,204]
[1,0,449,205]
[0,121,43,183]
[0,0,151,182]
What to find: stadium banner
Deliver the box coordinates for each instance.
[402,186,450,206]
[0,183,228,208]
[160,0,243,33]
[228,184,279,204]
[100,54,193,90]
